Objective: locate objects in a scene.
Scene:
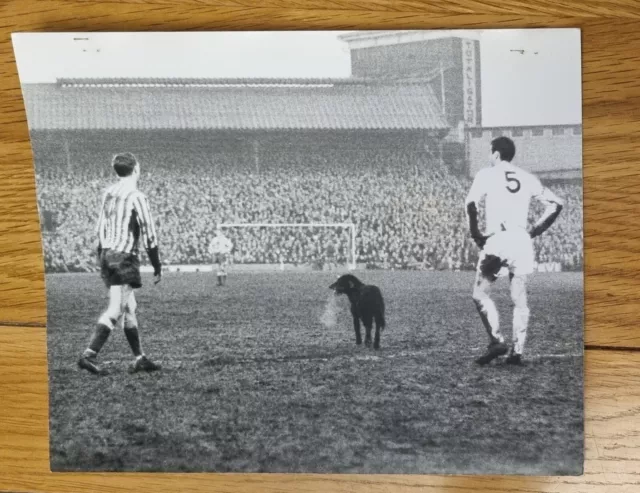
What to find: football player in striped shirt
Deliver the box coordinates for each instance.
[209,227,233,286]
[78,152,163,375]
[465,137,564,366]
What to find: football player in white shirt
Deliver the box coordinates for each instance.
[209,227,233,286]
[465,136,564,366]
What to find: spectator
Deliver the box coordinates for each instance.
[36,147,583,273]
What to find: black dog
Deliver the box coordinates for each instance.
[329,274,386,349]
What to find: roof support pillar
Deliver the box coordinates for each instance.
[63,134,71,172]
[253,138,260,173]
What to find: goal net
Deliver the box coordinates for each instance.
[219,223,357,271]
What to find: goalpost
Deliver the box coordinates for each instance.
[219,223,357,270]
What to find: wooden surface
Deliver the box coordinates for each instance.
[1,1,640,491]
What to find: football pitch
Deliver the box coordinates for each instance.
[46,270,583,474]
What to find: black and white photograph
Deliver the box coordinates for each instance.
[12,29,583,475]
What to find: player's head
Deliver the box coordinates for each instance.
[490,136,516,164]
[112,152,140,179]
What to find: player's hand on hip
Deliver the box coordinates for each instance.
[472,234,489,249]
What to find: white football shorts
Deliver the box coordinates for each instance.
[478,228,534,279]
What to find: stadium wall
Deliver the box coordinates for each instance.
[345,36,482,129]
[465,125,582,179]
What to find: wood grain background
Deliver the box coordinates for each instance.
[1,1,639,491]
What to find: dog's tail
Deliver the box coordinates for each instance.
[376,308,386,332]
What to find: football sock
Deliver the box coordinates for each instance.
[474,298,503,344]
[86,323,112,356]
[512,306,530,355]
[124,326,143,357]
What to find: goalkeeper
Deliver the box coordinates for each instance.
[209,227,233,286]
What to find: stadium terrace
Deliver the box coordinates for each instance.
[23,77,582,274]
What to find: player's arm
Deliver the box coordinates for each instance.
[133,193,162,282]
[529,184,564,238]
[464,170,488,248]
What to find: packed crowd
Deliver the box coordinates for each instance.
[36,149,583,273]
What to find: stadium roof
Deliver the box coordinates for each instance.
[20,78,449,132]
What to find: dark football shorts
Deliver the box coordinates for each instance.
[215,253,229,264]
[100,249,142,289]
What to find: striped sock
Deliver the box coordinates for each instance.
[124,326,143,357]
[87,323,112,355]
